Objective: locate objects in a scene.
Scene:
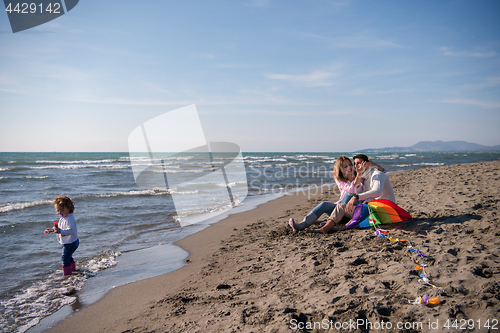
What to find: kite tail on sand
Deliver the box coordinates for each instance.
[346,199,412,229]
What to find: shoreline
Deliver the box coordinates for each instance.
[29,192,289,332]
[45,161,500,332]
[44,187,317,333]
[29,188,331,333]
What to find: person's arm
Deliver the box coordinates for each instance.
[346,194,358,213]
[336,179,360,195]
[346,172,387,212]
[358,173,386,201]
[59,226,75,237]
[366,161,385,173]
[352,171,363,188]
[56,216,76,237]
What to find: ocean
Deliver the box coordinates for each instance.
[1,151,499,332]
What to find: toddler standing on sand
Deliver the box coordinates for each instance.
[45,195,79,276]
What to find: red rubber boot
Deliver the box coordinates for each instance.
[62,265,72,276]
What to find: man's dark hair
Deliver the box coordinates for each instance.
[352,154,369,162]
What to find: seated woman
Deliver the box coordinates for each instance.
[305,154,385,234]
[289,155,383,231]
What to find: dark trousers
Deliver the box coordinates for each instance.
[61,239,79,266]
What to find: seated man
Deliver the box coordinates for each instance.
[306,154,395,234]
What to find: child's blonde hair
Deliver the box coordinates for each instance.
[53,195,75,213]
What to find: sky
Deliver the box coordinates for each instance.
[1,0,499,152]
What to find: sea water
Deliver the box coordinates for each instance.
[0,151,499,332]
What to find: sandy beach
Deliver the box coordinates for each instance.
[46,160,500,333]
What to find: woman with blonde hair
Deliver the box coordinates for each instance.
[289,155,383,231]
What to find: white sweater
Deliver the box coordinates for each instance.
[57,213,79,245]
[358,168,396,203]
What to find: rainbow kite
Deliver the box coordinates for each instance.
[346,199,412,229]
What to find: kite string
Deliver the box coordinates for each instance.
[372,225,444,305]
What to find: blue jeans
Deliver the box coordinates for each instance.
[61,239,79,266]
[311,193,355,217]
[291,193,357,231]
[312,201,337,218]
[341,192,355,204]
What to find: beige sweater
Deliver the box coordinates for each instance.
[358,168,396,203]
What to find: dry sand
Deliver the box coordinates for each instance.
[46,161,500,333]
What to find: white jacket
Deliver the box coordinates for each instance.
[57,213,78,245]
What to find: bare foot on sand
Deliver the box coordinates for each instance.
[305,228,326,234]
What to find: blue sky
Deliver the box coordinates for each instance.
[1,0,499,152]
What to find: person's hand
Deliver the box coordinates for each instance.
[346,196,357,213]
[53,227,61,234]
[356,161,367,174]
[365,161,375,170]
[364,161,385,172]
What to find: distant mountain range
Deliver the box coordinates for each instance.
[358,140,500,152]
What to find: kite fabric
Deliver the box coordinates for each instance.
[346,199,412,229]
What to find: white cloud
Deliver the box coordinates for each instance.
[344,87,413,96]
[264,70,335,87]
[450,75,500,94]
[190,52,216,59]
[328,0,354,7]
[0,87,23,94]
[141,81,175,96]
[439,47,497,58]
[441,98,500,109]
[221,108,354,116]
[245,0,271,7]
[298,31,403,49]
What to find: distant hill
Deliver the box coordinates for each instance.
[358,140,500,152]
